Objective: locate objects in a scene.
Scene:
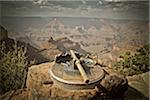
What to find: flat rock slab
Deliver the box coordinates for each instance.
[125,72,149,99]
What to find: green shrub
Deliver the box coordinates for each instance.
[112,44,149,76]
[0,41,28,94]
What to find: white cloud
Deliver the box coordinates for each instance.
[33,0,48,5]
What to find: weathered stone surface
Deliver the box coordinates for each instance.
[26,62,53,99]
[125,72,149,99]
[49,85,98,100]
[99,73,128,98]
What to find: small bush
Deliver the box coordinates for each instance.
[0,41,28,94]
[112,44,149,76]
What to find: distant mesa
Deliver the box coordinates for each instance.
[45,18,65,34]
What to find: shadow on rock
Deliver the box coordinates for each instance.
[0,38,49,64]
[124,86,149,100]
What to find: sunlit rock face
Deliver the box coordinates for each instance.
[126,72,149,98]
[0,25,8,41]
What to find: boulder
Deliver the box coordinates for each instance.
[99,67,128,98]
[125,72,149,99]
[99,74,128,98]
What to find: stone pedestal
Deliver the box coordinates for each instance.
[26,62,128,99]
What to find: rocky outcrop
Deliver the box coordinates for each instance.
[26,62,99,100]
[100,74,128,98]
[1,64,148,100]
[25,62,128,100]
[2,63,148,100]
[125,72,149,99]
[0,25,8,41]
[26,62,53,99]
[98,67,128,98]
[1,62,128,100]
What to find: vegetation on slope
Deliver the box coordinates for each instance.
[112,44,149,76]
[0,41,28,94]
